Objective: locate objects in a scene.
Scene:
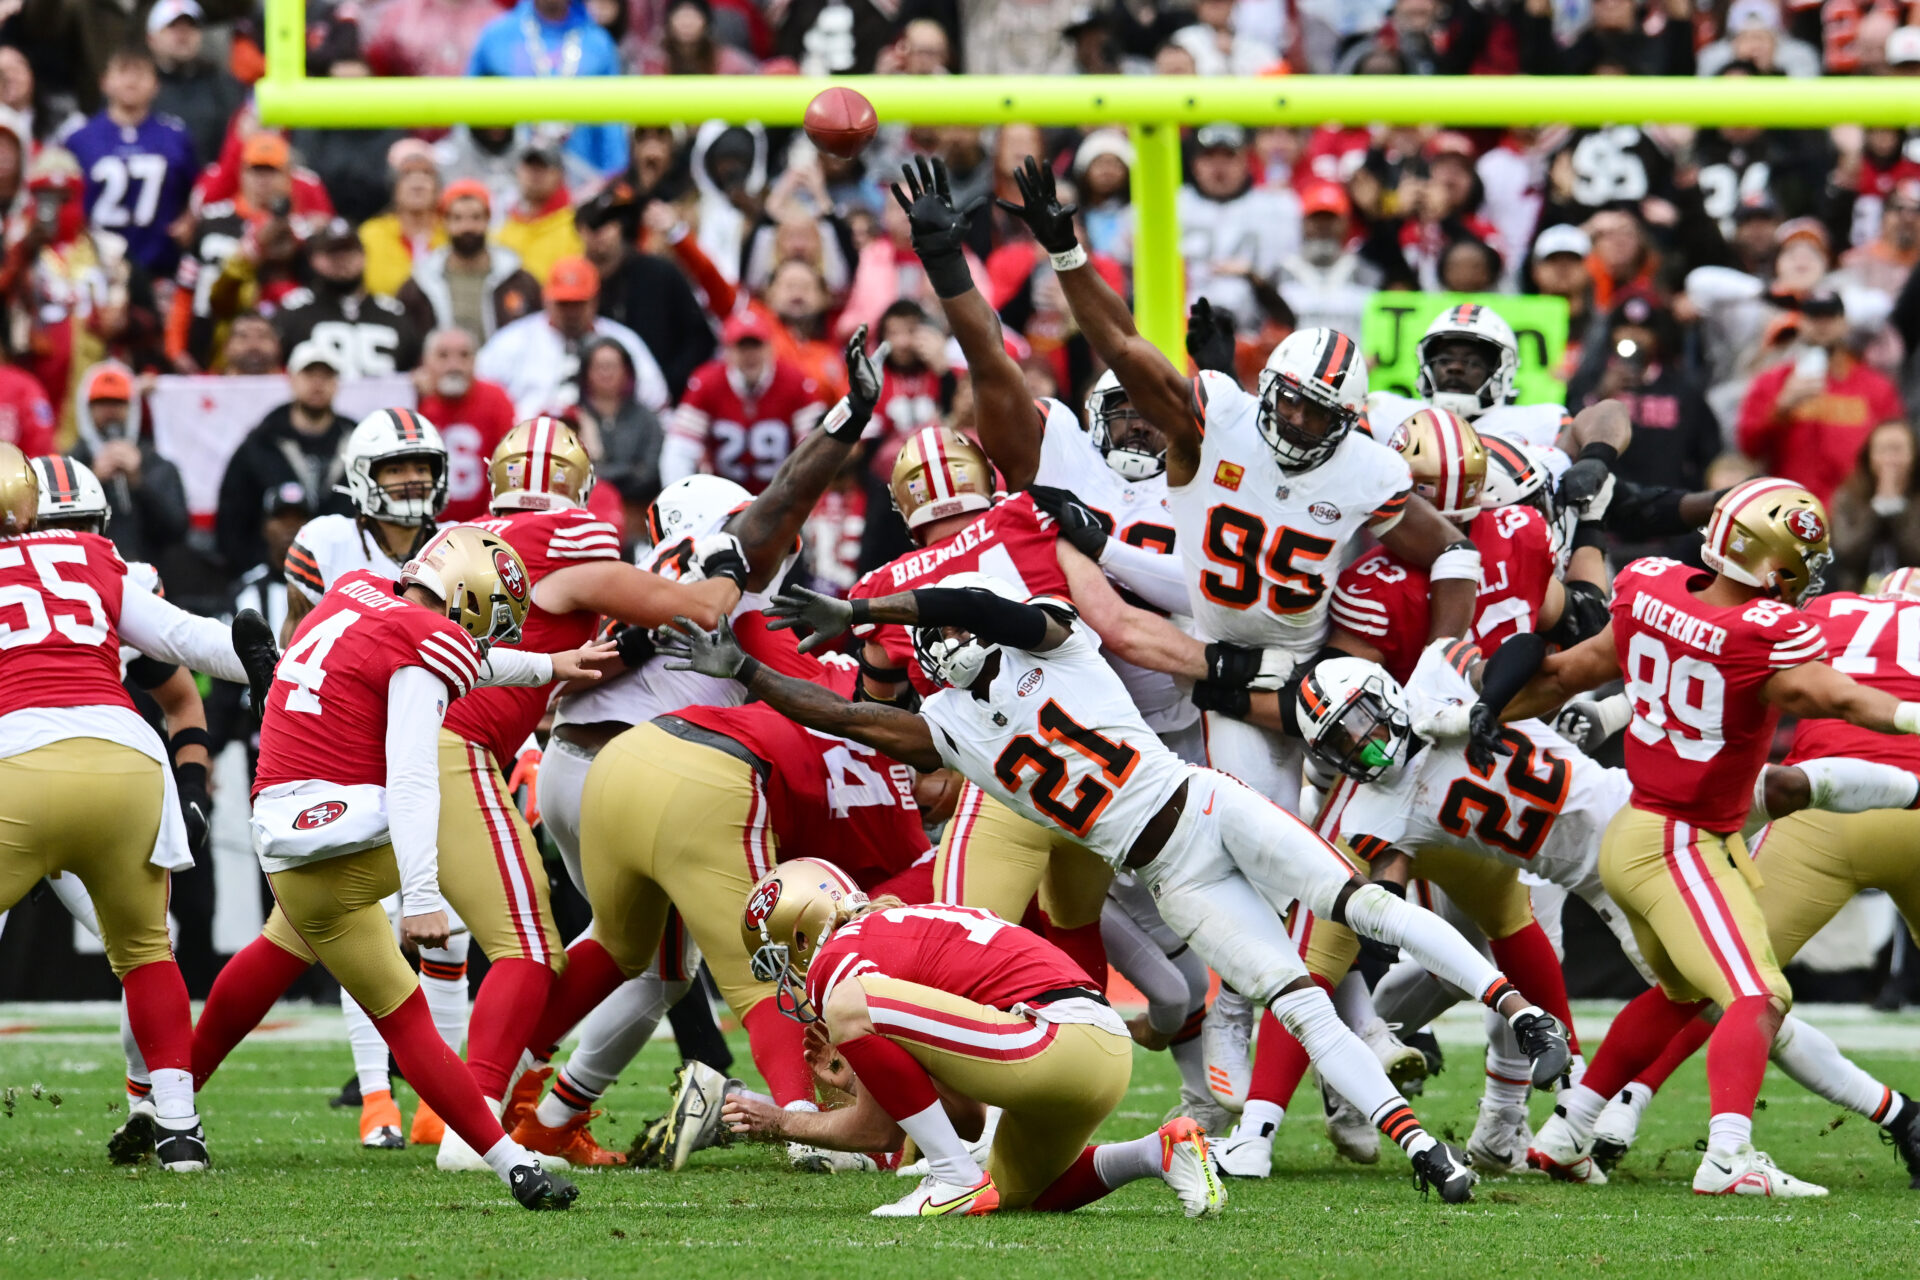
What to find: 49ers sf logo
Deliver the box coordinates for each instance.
[1786,508,1827,545]
[744,879,782,930]
[293,800,347,830]
[493,548,528,600]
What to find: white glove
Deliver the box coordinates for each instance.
[1248,648,1297,691]
[1575,472,1615,525]
[1554,692,1632,752]
[689,532,749,588]
[1896,702,1920,735]
[1413,703,1472,743]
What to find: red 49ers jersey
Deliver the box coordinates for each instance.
[0,529,133,718]
[670,657,927,890]
[849,490,1067,695]
[254,570,485,795]
[805,903,1094,1017]
[1786,592,1920,772]
[671,358,827,494]
[442,508,621,765]
[1611,558,1827,833]
[1331,504,1556,683]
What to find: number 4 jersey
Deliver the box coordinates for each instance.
[1611,557,1827,833]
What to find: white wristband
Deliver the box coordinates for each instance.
[1428,543,1482,584]
[1896,702,1920,735]
[1049,245,1088,272]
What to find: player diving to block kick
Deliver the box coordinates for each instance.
[660,575,1575,1205]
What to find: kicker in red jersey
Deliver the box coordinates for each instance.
[0,529,133,717]
[804,903,1095,1017]
[1610,557,1827,833]
[1787,591,1920,771]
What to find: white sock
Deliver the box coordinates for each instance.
[1091,1130,1164,1187]
[1793,756,1920,814]
[342,992,390,1096]
[783,1098,819,1113]
[1558,1083,1608,1137]
[1707,1112,1752,1156]
[1332,969,1376,1029]
[1269,986,1417,1152]
[1771,1013,1899,1121]
[1619,1082,1654,1116]
[119,997,149,1098]
[419,939,470,1052]
[481,1135,536,1180]
[1240,1099,1284,1141]
[560,972,681,1095]
[897,1100,983,1185]
[149,1067,196,1124]
[1341,884,1503,1001]
[1484,1009,1530,1107]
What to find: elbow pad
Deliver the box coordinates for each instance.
[1543,580,1610,649]
[1428,541,1482,584]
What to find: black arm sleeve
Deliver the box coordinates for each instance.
[128,654,180,691]
[911,588,1052,651]
[1478,633,1549,718]
[1542,580,1610,649]
[1604,480,1694,538]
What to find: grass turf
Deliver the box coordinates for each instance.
[2,1005,1917,1279]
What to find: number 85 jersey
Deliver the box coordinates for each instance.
[1170,371,1413,654]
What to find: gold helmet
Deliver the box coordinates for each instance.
[890,426,995,534]
[741,858,869,1023]
[1700,477,1832,605]
[1876,566,1920,603]
[0,441,36,536]
[1395,406,1486,522]
[399,525,532,650]
[490,416,594,512]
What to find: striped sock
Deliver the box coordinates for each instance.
[535,1068,601,1127]
[1372,1100,1434,1158]
[126,1076,152,1111]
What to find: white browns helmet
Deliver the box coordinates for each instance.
[1876,566,1920,602]
[1085,369,1164,481]
[741,857,869,1023]
[890,426,996,532]
[1296,656,1413,783]
[645,474,752,546]
[1256,327,1367,472]
[911,571,1021,689]
[30,454,110,534]
[1416,302,1519,420]
[342,407,448,526]
[1481,433,1569,557]
[1700,477,1832,605]
[490,415,594,512]
[1396,407,1486,522]
[399,525,532,651]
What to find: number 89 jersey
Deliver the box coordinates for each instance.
[1170,371,1412,655]
[1611,557,1827,833]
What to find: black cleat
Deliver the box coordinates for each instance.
[154,1121,210,1172]
[1884,1097,1920,1189]
[1411,1142,1477,1204]
[1512,1010,1571,1089]
[329,1074,362,1109]
[1403,1028,1444,1079]
[107,1105,157,1165]
[510,1163,579,1211]
[231,608,280,712]
[626,1114,670,1168]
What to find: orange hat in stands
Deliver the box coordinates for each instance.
[243,133,291,170]
[546,255,599,302]
[87,365,134,402]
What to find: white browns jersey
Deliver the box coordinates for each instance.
[919,614,1190,870]
[285,513,412,601]
[1365,392,1570,457]
[1315,646,1629,890]
[1032,396,1191,734]
[1170,370,1411,655]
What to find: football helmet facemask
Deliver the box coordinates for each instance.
[1085,370,1165,481]
[741,858,870,1024]
[343,408,448,526]
[1416,303,1519,420]
[30,455,110,534]
[1256,328,1368,473]
[400,525,532,651]
[1296,657,1414,782]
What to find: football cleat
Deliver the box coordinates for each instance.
[440,1118,569,1172]
[1402,1028,1445,1092]
[1590,1087,1646,1172]
[1883,1100,1920,1189]
[1360,1018,1429,1093]
[1167,1091,1233,1145]
[154,1120,210,1172]
[509,1163,580,1211]
[328,1073,362,1109]
[511,1109,627,1167]
[107,1100,158,1165]
[872,1172,1000,1217]
[898,1106,999,1177]
[1411,1141,1476,1204]
[501,1067,551,1135]
[1526,1110,1607,1184]
[1211,1125,1274,1179]
[359,1088,404,1149]
[1466,1100,1532,1174]
[1511,1010,1571,1089]
[410,1099,445,1146]
[1201,992,1253,1113]
[626,1114,671,1168]
[663,1060,734,1172]
[789,1143,880,1173]
[1157,1116,1227,1217]
[1319,1073,1380,1165]
[1692,1145,1827,1198]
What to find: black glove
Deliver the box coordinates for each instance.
[174,762,211,856]
[1558,442,1618,515]
[1464,702,1513,774]
[1027,485,1108,560]
[1191,680,1252,719]
[230,608,279,716]
[765,585,858,655]
[995,155,1080,255]
[657,615,754,681]
[609,623,658,669]
[891,155,987,298]
[825,324,891,442]
[1186,298,1236,375]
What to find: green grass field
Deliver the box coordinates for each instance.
[2,1002,1917,1280]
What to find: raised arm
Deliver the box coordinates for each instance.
[766,583,1073,657]
[1763,660,1920,734]
[1503,624,1621,722]
[119,580,249,684]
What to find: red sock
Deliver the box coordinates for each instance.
[1489,922,1580,1054]
[192,936,311,1089]
[1043,916,1108,992]
[525,937,624,1055]
[465,957,554,1099]
[1707,995,1782,1120]
[1031,1146,1108,1212]
[1633,1013,1715,1091]
[121,961,192,1072]
[836,1033,939,1119]
[1247,974,1333,1108]
[373,988,505,1156]
[1580,986,1709,1100]
[743,1000,815,1106]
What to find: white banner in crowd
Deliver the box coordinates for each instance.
[147,374,417,519]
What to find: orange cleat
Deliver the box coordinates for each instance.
[501,1067,552,1134]
[359,1088,404,1149]
[409,1098,445,1146]
[511,1108,628,1167]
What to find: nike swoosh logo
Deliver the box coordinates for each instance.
[1708,1160,1733,1175]
[1203,793,1216,815]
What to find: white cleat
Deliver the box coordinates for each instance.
[1525,1110,1607,1184]
[663,1061,732,1172]
[1319,1073,1380,1165]
[1201,992,1253,1114]
[1360,1018,1429,1093]
[1156,1117,1226,1217]
[789,1143,879,1173]
[1692,1144,1828,1198]
[1590,1087,1645,1172]
[1466,1100,1532,1175]
[872,1172,999,1217]
[438,1112,566,1172]
[1211,1124,1275,1179]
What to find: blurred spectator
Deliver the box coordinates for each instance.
[397,179,541,345]
[66,46,196,276]
[1829,422,1920,592]
[745,159,855,295]
[779,0,904,74]
[0,334,56,455]
[1333,0,1493,76]
[1061,6,1128,75]
[274,218,423,377]
[1517,0,1694,77]
[918,0,1077,75]
[1584,207,1659,309]
[1389,132,1505,292]
[1527,224,1595,377]
[576,183,714,398]
[638,0,758,74]
[886,17,953,74]
[1569,290,1720,504]
[7,0,247,112]
[221,311,281,375]
[0,44,82,147]
[437,125,578,216]
[0,107,22,217]
[689,121,769,284]
[292,16,407,225]
[1073,130,1134,268]
[757,257,845,396]
[1179,123,1301,334]
[70,360,187,563]
[1172,0,1275,76]
[1696,0,1822,78]
[1270,181,1379,337]
[1693,118,1832,241]
[367,0,500,77]
[495,140,584,287]
[477,254,668,416]
[868,299,948,440]
[413,326,519,522]
[214,341,356,576]
[147,1,243,169]
[360,138,447,297]
[469,0,627,176]
[664,309,824,493]
[1737,290,1905,506]
[1837,178,1920,297]
[571,334,664,516]
[1437,235,1502,292]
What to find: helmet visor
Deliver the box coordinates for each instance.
[1313,687,1410,781]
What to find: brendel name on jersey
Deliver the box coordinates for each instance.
[886,514,999,588]
[1630,590,1728,656]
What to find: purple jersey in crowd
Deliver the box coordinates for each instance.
[66,111,199,275]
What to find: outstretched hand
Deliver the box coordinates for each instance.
[845,324,891,418]
[891,155,987,262]
[1187,298,1236,374]
[1464,703,1514,773]
[1027,485,1108,561]
[995,155,1080,255]
[657,615,751,679]
[765,585,856,654]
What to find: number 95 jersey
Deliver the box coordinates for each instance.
[1611,557,1827,834]
[1170,371,1412,655]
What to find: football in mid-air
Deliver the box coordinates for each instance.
[804,86,878,160]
